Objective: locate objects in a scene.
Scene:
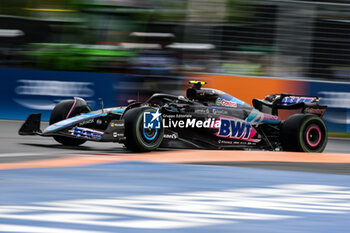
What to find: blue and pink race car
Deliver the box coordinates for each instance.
[19,81,328,152]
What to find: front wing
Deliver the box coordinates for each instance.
[19,113,126,143]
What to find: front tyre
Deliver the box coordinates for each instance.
[281,114,328,152]
[50,98,90,146]
[123,107,164,152]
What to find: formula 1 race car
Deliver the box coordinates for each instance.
[19,81,328,152]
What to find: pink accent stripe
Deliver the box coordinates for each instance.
[306,126,321,147]
[66,98,77,119]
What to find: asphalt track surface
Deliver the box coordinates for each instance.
[1,119,349,174]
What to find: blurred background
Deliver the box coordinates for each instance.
[1,0,350,135]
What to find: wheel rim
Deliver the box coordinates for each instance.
[306,125,321,147]
[135,109,163,149]
[142,128,158,141]
[300,119,327,152]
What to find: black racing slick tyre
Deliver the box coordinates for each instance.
[123,107,164,152]
[49,98,89,146]
[281,114,328,152]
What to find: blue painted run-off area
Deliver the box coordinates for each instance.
[1,162,350,233]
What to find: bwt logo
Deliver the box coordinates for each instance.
[143,109,161,129]
[217,119,252,139]
[281,96,315,105]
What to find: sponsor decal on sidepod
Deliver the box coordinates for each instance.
[216,117,260,142]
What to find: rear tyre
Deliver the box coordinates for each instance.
[281,114,327,152]
[123,107,164,152]
[49,99,89,146]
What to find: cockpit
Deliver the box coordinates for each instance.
[186,81,252,109]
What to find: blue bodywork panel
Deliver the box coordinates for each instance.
[111,108,125,114]
[43,107,126,134]
[44,112,107,133]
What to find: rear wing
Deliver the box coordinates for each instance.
[252,93,327,117]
